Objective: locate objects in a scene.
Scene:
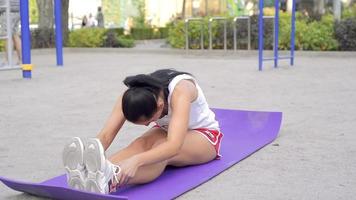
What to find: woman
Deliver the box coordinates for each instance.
[63,69,223,194]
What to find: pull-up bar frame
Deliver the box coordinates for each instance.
[258,0,296,71]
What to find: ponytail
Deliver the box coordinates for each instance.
[122,74,163,122]
[122,69,192,123]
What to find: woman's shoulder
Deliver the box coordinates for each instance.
[169,78,198,104]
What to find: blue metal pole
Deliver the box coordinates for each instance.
[274,0,279,68]
[258,0,264,71]
[54,0,63,66]
[290,0,296,66]
[20,0,32,78]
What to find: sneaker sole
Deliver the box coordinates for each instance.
[84,138,108,194]
[62,137,86,190]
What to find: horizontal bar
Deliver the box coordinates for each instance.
[0,65,22,71]
[209,17,227,22]
[184,18,203,22]
[263,56,293,61]
[278,56,293,59]
[263,16,275,19]
[0,36,8,39]
[233,16,249,22]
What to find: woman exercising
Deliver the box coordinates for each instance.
[63,69,223,194]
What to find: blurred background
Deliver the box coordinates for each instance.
[1,0,356,51]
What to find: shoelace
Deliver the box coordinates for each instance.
[108,165,121,193]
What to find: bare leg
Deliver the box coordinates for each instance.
[126,130,217,184]
[108,127,166,163]
[12,34,21,64]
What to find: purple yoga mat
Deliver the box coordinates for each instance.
[0,108,282,200]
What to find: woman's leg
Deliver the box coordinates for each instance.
[126,130,217,184]
[108,127,166,163]
[12,34,22,63]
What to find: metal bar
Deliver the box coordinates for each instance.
[247,17,251,50]
[209,17,227,51]
[274,0,279,68]
[0,65,22,71]
[224,20,226,51]
[233,18,237,51]
[20,0,31,78]
[200,20,204,50]
[263,56,293,61]
[185,18,204,52]
[233,16,251,51]
[209,19,212,50]
[290,0,296,66]
[185,19,189,51]
[0,36,8,39]
[6,0,13,67]
[258,0,264,71]
[54,0,63,66]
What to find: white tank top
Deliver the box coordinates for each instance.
[155,74,220,131]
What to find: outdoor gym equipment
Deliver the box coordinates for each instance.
[258,0,296,70]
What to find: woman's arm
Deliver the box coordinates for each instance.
[135,80,197,166]
[96,95,126,151]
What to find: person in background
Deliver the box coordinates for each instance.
[96,6,104,28]
[0,0,22,67]
[88,13,96,27]
[81,15,88,28]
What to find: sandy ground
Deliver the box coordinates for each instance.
[0,48,355,200]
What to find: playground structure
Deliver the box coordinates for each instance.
[1,0,296,79]
[258,0,296,70]
[185,0,296,70]
[0,0,20,70]
[0,0,63,79]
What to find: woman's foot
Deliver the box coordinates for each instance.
[84,138,121,194]
[62,137,86,190]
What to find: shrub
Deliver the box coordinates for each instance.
[67,28,107,47]
[342,3,356,19]
[131,28,153,40]
[158,27,169,38]
[103,29,120,47]
[167,21,185,48]
[94,29,135,48]
[279,13,338,50]
[0,40,4,52]
[167,15,274,50]
[117,35,135,48]
[335,18,356,50]
[31,28,55,48]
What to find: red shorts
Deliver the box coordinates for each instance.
[153,125,223,159]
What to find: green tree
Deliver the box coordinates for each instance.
[132,0,147,28]
[29,0,38,24]
[61,0,69,45]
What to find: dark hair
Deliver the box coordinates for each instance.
[122,69,191,122]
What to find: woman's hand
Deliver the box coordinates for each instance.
[116,156,142,187]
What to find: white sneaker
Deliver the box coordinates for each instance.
[62,137,86,190]
[84,138,121,194]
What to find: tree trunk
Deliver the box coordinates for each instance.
[36,0,53,29]
[333,0,341,22]
[182,0,186,18]
[314,0,325,16]
[61,0,69,45]
[299,0,314,16]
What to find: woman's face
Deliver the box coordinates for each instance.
[134,94,165,126]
